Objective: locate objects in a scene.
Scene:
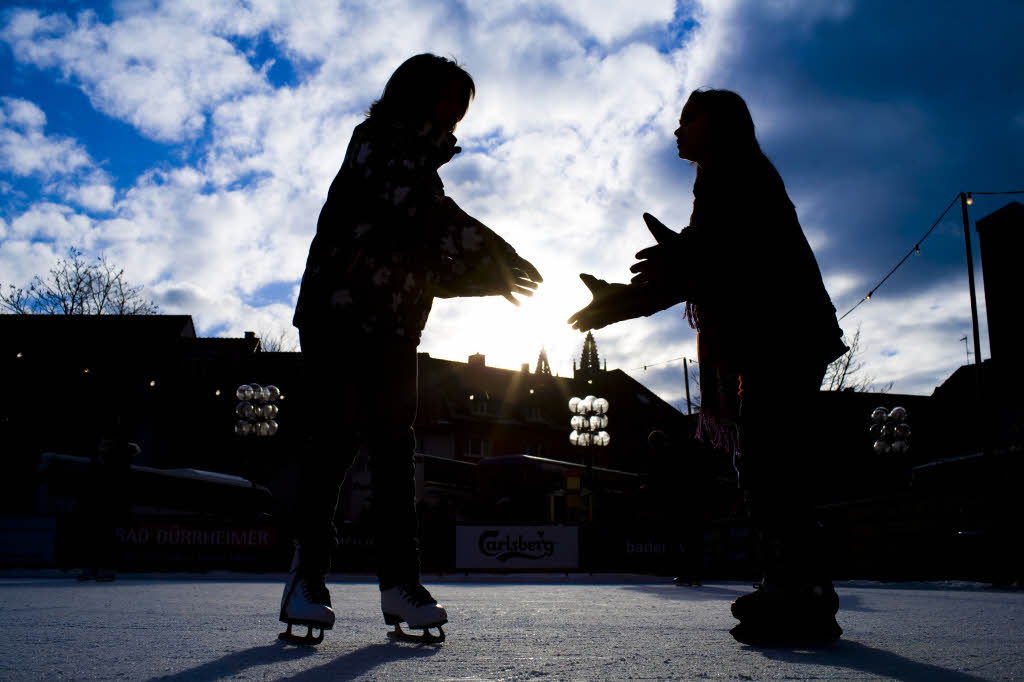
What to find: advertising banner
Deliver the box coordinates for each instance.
[455,525,579,570]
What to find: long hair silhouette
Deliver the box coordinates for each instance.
[367,54,475,124]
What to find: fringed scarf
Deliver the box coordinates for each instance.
[686,163,747,461]
[687,302,743,459]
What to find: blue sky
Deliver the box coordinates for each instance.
[1,0,1022,408]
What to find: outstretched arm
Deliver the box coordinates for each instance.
[430,197,543,305]
[567,274,678,331]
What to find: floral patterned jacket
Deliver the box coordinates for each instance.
[293,117,517,342]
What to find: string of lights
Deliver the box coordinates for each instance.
[838,189,1024,322]
[626,355,696,372]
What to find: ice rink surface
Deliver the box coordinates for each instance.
[0,573,1021,680]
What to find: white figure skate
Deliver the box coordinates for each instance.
[278,547,335,645]
[381,583,447,643]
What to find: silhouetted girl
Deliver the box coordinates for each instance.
[284,54,542,644]
[569,88,847,645]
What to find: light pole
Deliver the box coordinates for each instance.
[960,192,983,370]
[569,395,610,502]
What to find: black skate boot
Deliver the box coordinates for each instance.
[729,580,841,646]
[381,582,447,644]
[278,546,334,645]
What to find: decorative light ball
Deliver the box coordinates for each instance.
[571,415,584,430]
[236,401,255,420]
[263,403,279,420]
[873,439,891,454]
[891,440,909,454]
[869,423,883,439]
[590,415,602,431]
[599,415,609,429]
[597,431,610,446]
[870,407,888,424]
[570,430,579,446]
[234,420,248,436]
[580,396,595,413]
[881,424,896,442]
[256,420,271,437]
[266,385,281,402]
[250,384,264,402]
[236,384,254,401]
[578,432,592,446]
[239,421,254,436]
[593,398,609,414]
[889,406,907,422]
[266,420,279,436]
[568,397,581,413]
[894,423,911,441]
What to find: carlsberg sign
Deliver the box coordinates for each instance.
[456,526,579,569]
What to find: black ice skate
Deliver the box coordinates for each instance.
[729,581,841,647]
[278,548,335,645]
[381,583,447,644]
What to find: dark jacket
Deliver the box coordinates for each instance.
[666,156,846,370]
[293,117,516,342]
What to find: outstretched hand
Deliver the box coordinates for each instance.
[498,253,543,306]
[630,212,681,285]
[567,273,640,331]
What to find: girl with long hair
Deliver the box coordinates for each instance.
[569,88,847,645]
[284,54,542,645]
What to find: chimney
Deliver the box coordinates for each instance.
[976,201,1024,364]
[468,353,485,368]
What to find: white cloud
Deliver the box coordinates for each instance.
[0,238,63,291]
[464,0,676,45]
[67,181,115,212]
[1,8,270,142]
[0,97,92,178]
[8,202,94,243]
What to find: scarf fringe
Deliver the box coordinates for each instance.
[696,411,741,457]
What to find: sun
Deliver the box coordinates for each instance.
[421,272,592,376]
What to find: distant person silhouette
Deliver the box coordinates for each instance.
[569,88,847,645]
[77,437,138,582]
[283,54,542,645]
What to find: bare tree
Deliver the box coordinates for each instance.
[822,324,894,393]
[0,248,159,315]
[253,325,300,352]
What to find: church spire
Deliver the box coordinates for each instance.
[575,331,601,379]
[535,347,552,376]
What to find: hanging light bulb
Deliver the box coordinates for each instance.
[966,192,973,206]
[865,291,872,301]
[914,244,921,255]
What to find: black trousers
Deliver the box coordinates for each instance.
[738,363,831,586]
[291,325,421,589]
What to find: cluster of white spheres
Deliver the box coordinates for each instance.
[870,405,910,454]
[568,396,609,415]
[236,383,281,403]
[235,383,281,437]
[568,395,610,446]
[569,431,611,447]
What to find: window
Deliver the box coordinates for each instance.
[466,438,490,458]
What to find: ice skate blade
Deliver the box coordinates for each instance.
[278,622,326,645]
[387,623,446,644]
[729,619,842,648]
